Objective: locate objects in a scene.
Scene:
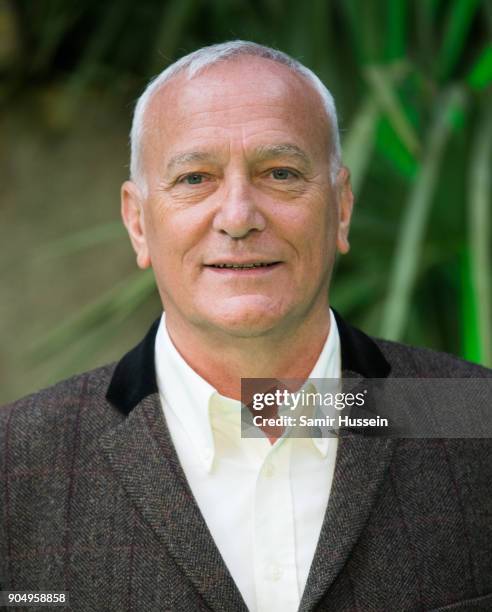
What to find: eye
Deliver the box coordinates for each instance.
[270,168,297,180]
[179,173,207,185]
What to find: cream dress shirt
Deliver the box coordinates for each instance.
[154,309,341,612]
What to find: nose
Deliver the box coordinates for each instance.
[212,175,266,238]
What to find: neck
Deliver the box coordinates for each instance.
[163,305,331,400]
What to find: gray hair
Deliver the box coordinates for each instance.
[130,40,341,195]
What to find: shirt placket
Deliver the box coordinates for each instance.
[253,439,300,611]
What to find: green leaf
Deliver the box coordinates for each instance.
[342,95,380,195]
[376,117,419,178]
[380,86,467,340]
[37,222,125,260]
[365,64,421,157]
[466,105,492,366]
[460,250,482,364]
[30,270,156,361]
[437,0,481,80]
[340,0,366,63]
[467,43,492,90]
[331,271,383,313]
[385,0,407,60]
[344,61,413,191]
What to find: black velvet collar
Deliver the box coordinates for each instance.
[106,309,391,415]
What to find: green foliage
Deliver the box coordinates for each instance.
[4,0,491,367]
[468,43,492,89]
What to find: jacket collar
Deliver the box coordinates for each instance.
[332,308,391,379]
[106,308,391,415]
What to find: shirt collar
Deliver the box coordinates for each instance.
[154,315,217,471]
[154,309,341,470]
[106,308,391,417]
[301,308,341,457]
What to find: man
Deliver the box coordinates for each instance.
[1,41,492,612]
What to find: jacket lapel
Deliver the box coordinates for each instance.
[99,391,248,611]
[298,413,397,611]
[298,312,396,611]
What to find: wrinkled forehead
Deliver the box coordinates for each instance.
[140,56,332,162]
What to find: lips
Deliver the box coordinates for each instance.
[206,262,280,269]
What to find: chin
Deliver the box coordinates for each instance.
[198,296,289,337]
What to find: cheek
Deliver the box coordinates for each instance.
[282,202,336,267]
[145,213,174,261]
[145,199,211,270]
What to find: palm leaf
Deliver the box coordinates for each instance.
[380,86,466,340]
[365,64,421,157]
[466,105,492,365]
[30,270,156,361]
[437,0,481,80]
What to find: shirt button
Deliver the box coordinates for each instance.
[263,463,275,478]
[269,564,283,581]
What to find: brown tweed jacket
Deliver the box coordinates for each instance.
[1,311,492,612]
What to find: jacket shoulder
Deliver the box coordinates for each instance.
[0,362,120,454]
[1,362,116,415]
[371,336,492,378]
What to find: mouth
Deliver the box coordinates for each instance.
[204,261,283,273]
[205,262,280,269]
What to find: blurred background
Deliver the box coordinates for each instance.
[1,0,491,403]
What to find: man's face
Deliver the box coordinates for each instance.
[122,56,353,339]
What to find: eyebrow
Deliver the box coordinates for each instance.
[165,143,313,174]
[252,143,312,170]
[166,151,219,173]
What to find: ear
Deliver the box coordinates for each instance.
[334,166,354,255]
[121,180,151,269]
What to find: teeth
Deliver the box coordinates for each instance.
[213,263,273,269]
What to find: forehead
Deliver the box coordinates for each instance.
[142,56,331,162]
